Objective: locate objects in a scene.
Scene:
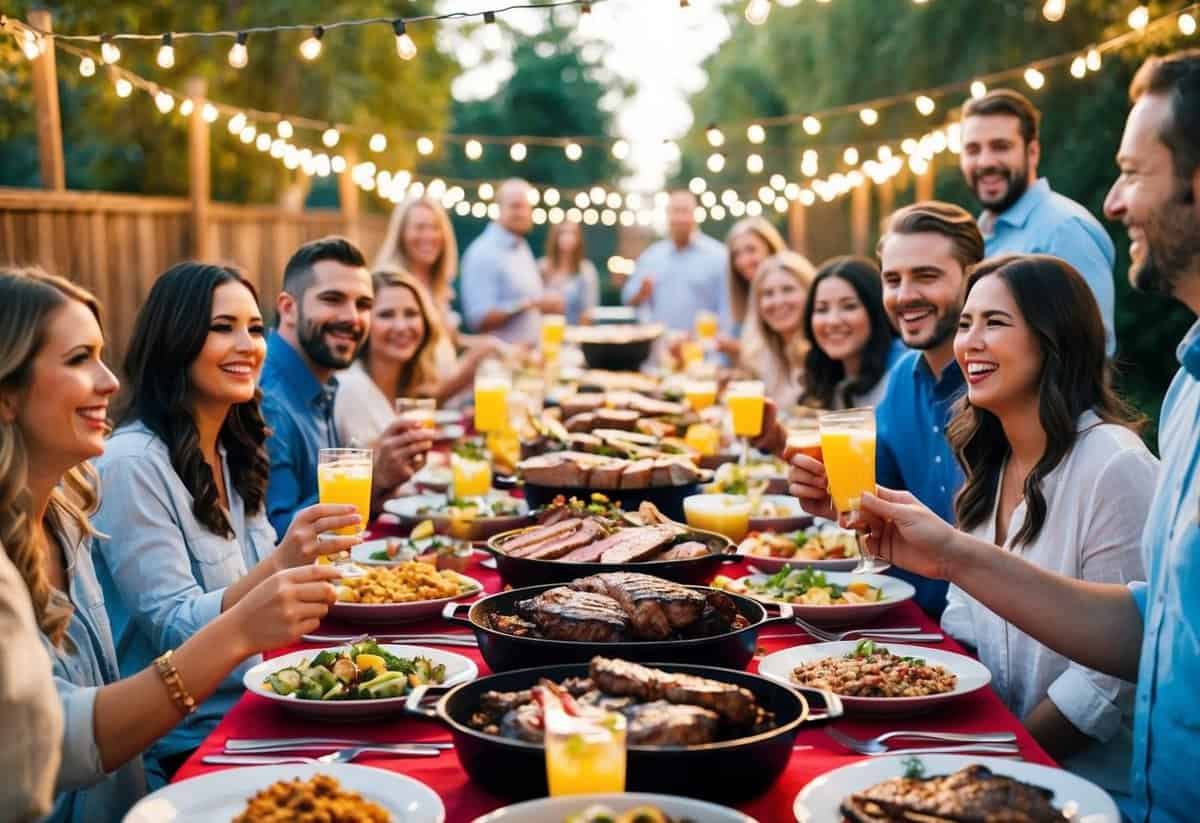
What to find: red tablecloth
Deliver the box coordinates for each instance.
[175,534,1054,821]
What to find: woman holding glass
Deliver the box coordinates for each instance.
[92,263,362,784]
[538,219,599,326]
[0,267,344,822]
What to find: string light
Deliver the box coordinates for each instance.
[802,115,822,135]
[565,142,582,161]
[612,140,630,160]
[255,132,271,151]
[240,124,257,144]
[970,80,987,98]
[747,153,764,173]
[1042,0,1065,22]
[915,95,935,115]
[770,173,786,190]
[746,123,766,144]
[706,124,725,147]
[202,103,218,123]
[843,147,859,165]
[483,11,503,50]
[707,153,726,172]
[228,112,247,134]
[1023,67,1046,90]
[393,19,418,60]
[689,177,706,194]
[417,136,435,155]
[859,108,878,126]
[1128,5,1149,31]
[322,127,340,147]
[114,76,133,98]
[79,55,96,76]
[369,133,387,152]
[1085,48,1101,72]
[277,120,294,138]
[228,32,249,68]
[299,26,324,60]
[465,139,483,160]
[100,36,120,65]
[179,98,193,116]
[745,0,771,26]
[1180,13,1197,35]
[1070,55,1087,78]
[510,142,527,161]
[154,90,175,113]
[156,33,175,68]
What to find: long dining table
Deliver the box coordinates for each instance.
[174,523,1056,821]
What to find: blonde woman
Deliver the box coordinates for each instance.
[747,251,817,409]
[538,219,599,325]
[720,217,788,365]
[0,267,342,822]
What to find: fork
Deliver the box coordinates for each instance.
[300,632,478,647]
[204,745,442,767]
[226,740,453,754]
[791,616,944,643]
[826,726,1017,755]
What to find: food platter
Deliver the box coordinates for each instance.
[737,520,862,572]
[349,536,446,567]
[471,793,758,823]
[793,755,1119,822]
[327,565,484,624]
[383,492,533,541]
[759,641,992,716]
[716,571,914,626]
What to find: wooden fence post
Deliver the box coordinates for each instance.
[338,145,360,243]
[187,77,214,259]
[850,177,871,257]
[28,10,65,191]
[788,199,808,259]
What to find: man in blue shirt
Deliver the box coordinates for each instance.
[857,51,1200,822]
[622,190,729,333]
[261,236,431,535]
[961,89,1116,354]
[460,178,564,345]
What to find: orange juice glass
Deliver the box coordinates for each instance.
[784,428,823,463]
[317,448,372,538]
[396,397,436,429]
[694,310,719,341]
[474,376,509,433]
[545,710,626,796]
[541,313,566,349]
[680,340,704,370]
[684,378,718,412]
[684,423,721,457]
[451,452,492,498]
[683,494,752,542]
[727,381,765,437]
[818,407,886,573]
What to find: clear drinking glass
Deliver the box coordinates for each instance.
[684,377,718,413]
[395,397,436,429]
[818,407,886,573]
[726,380,765,466]
[317,448,373,539]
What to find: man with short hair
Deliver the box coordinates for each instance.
[856,51,1200,822]
[621,190,728,333]
[460,178,564,345]
[961,89,1116,353]
[261,236,431,535]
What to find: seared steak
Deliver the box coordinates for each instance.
[501,520,582,557]
[655,541,710,561]
[515,587,631,642]
[679,591,740,638]
[622,700,720,745]
[589,657,758,725]
[558,525,676,563]
[840,765,1062,823]
[522,520,608,560]
[570,573,705,640]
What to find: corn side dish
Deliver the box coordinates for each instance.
[335,561,473,604]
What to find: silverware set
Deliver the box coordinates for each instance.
[825,727,1022,758]
[206,738,454,766]
[790,616,945,644]
[300,632,477,647]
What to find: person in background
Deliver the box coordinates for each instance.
[622,190,728,333]
[0,267,342,823]
[538,218,599,325]
[717,217,788,370]
[945,254,1151,804]
[92,263,362,784]
[259,236,431,535]
[800,256,905,410]
[460,178,564,345]
[853,49,1200,822]
[746,251,816,410]
[960,88,1116,353]
[375,196,503,403]
[335,270,445,448]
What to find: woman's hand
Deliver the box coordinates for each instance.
[227,565,342,655]
[854,487,959,580]
[373,418,435,491]
[275,503,362,568]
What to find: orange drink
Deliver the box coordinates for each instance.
[396,397,436,429]
[694,310,719,341]
[683,494,753,542]
[541,313,566,349]
[726,381,765,438]
[474,377,509,433]
[684,378,717,412]
[451,452,492,498]
[317,448,372,537]
[819,407,885,573]
[784,428,823,463]
[544,710,626,796]
[680,340,704,370]
[684,423,721,457]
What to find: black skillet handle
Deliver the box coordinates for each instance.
[758,601,795,626]
[441,601,474,627]
[794,685,843,723]
[404,683,453,721]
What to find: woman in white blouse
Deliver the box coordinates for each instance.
[937,255,1154,807]
[745,251,817,410]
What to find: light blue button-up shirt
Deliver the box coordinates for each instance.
[1126,318,1200,823]
[982,178,1116,354]
[621,232,730,333]
[460,222,544,345]
[92,422,277,776]
[44,524,146,823]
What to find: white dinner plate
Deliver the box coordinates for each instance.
[738,519,861,573]
[473,793,756,823]
[349,537,448,567]
[759,641,991,716]
[793,754,1119,822]
[327,570,483,624]
[123,763,445,822]
[727,571,914,626]
[243,643,477,720]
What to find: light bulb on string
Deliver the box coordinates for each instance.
[482,11,503,50]
[843,147,859,165]
[369,133,387,152]
[1182,13,1198,35]
[1070,56,1086,78]
[100,36,121,65]
[154,90,175,113]
[465,139,483,160]
[255,132,271,151]
[1042,0,1065,22]
[745,0,771,26]
[322,128,340,148]
[706,153,725,173]
[589,186,606,205]
[393,20,418,60]
[770,173,786,190]
[802,115,822,135]
[1128,5,1148,31]
[1024,67,1045,90]
[20,30,44,61]
[747,153,764,174]
[114,77,133,98]
[157,33,175,68]
[79,56,96,77]
[240,125,257,144]
[417,136,435,155]
[510,142,527,162]
[859,108,878,126]
[179,98,193,116]
[689,177,706,194]
[1085,48,1101,72]
[565,142,582,161]
[277,120,293,138]
[544,188,560,206]
[202,103,218,123]
[970,80,987,98]
[299,26,324,60]
[746,123,765,144]
[706,124,725,147]
[228,112,247,135]
[479,182,495,200]
[612,140,630,160]
[228,32,249,68]
[915,95,935,116]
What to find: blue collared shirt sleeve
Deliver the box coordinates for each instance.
[1042,218,1116,354]
[92,455,226,652]
[874,378,904,490]
[460,236,504,331]
[1128,581,1148,619]
[262,395,316,536]
[622,247,654,305]
[50,666,106,792]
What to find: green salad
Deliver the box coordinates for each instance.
[263,639,446,701]
[738,567,883,605]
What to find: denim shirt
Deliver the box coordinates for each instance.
[460,222,544,345]
[875,350,965,617]
[91,422,277,773]
[621,232,731,334]
[43,524,146,823]
[260,332,339,536]
[1127,318,1200,822]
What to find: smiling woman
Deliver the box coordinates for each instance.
[746,251,816,410]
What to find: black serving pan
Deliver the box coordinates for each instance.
[484,522,740,588]
[522,480,700,522]
[578,336,657,372]
[441,583,794,672]
[404,661,842,802]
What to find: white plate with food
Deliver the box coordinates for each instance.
[384,492,532,540]
[124,763,445,822]
[745,494,813,533]
[793,754,1119,822]
[328,562,484,624]
[472,793,757,823]
[243,640,477,720]
[714,569,913,626]
[349,536,450,567]
[738,520,861,572]
[760,640,991,716]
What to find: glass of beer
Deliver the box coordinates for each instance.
[684,377,718,412]
[783,427,823,463]
[395,397,436,430]
[818,407,885,573]
[545,709,626,796]
[726,380,765,466]
[317,448,372,539]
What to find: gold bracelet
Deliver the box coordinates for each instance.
[153,650,198,716]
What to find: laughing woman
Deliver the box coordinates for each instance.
[746,251,817,409]
[0,267,343,822]
[719,217,788,367]
[91,263,363,786]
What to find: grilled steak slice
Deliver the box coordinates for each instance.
[501,520,582,557]
[622,700,720,745]
[589,657,758,725]
[840,765,1062,823]
[678,591,739,639]
[654,541,710,561]
[522,519,608,560]
[515,587,631,642]
[600,526,683,564]
[557,525,669,563]
[487,613,540,637]
[571,572,705,640]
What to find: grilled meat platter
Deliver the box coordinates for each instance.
[841,764,1064,822]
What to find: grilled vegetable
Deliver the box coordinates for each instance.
[266,668,302,696]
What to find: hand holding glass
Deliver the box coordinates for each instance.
[317,448,372,540]
[395,397,436,429]
[818,408,887,573]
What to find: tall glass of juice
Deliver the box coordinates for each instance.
[726,380,765,466]
[694,310,719,343]
[544,710,626,796]
[541,313,566,349]
[684,377,718,412]
[317,448,372,539]
[818,407,885,573]
[474,375,509,433]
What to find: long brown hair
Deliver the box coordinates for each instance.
[358,270,444,399]
[948,255,1143,547]
[726,217,787,327]
[374,197,458,310]
[747,252,817,396]
[0,266,102,646]
[542,219,585,277]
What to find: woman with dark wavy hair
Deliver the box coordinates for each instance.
[931,254,1154,803]
[92,262,363,783]
[800,256,906,410]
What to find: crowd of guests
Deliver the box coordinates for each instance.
[0,51,1197,823]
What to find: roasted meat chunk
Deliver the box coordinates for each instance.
[589,657,758,725]
[840,765,1062,823]
[515,587,632,642]
[622,700,721,745]
[570,572,706,640]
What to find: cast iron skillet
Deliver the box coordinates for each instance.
[404,661,842,802]
[484,523,740,588]
[521,480,701,523]
[441,583,794,672]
